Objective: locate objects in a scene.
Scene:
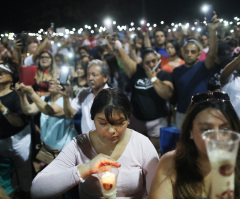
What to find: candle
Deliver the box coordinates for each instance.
[97,166,119,199]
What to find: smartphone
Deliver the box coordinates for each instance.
[19,66,36,86]
[205,5,214,23]
[15,32,28,53]
[50,22,54,31]
[152,59,162,72]
[59,66,70,85]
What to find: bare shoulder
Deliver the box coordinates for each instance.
[158,150,176,178]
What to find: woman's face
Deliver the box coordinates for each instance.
[166,42,176,57]
[39,52,52,70]
[0,68,12,85]
[191,107,231,158]
[76,64,85,77]
[142,53,158,70]
[94,109,129,145]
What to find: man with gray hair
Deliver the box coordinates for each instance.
[171,12,220,129]
[60,59,110,133]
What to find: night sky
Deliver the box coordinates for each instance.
[1,0,239,33]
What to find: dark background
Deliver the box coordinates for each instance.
[2,0,239,33]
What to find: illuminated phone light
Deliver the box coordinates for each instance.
[91,30,94,34]
[197,28,202,32]
[84,25,88,29]
[179,23,182,26]
[140,19,145,25]
[174,24,178,28]
[237,22,240,25]
[147,23,150,27]
[130,22,134,26]
[191,27,195,31]
[168,29,171,32]
[160,21,164,24]
[61,66,69,73]
[230,22,233,25]
[230,30,234,33]
[94,24,98,28]
[194,22,198,25]
[137,27,141,31]
[173,28,176,32]
[149,27,152,31]
[68,53,73,58]
[113,21,116,25]
[153,24,157,27]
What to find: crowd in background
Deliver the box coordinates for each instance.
[0,12,240,199]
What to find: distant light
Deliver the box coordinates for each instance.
[113,21,116,25]
[130,34,136,39]
[230,29,234,33]
[168,29,171,32]
[171,23,174,26]
[130,22,134,26]
[173,28,176,32]
[57,43,61,47]
[94,24,98,28]
[72,28,76,31]
[147,23,150,27]
[202,4,209,13]
[230,22,233,25]
[191,27,195,30]
[140,19,145,25]
[149,27,152,31]
[197,28,202,32]
[104,18,112,27]
[84,25,88,29]
[91,30,94,34]
[153,24,157,27]
[160,21,164,24]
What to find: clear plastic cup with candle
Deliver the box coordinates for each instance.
[97,165,119,199]
[202,129,240,199]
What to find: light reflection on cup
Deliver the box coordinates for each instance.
[202,129,240,199]
[97,165,119,199]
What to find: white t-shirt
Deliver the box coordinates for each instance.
[71,84,109,134]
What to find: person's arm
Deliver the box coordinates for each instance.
[32,31,52,63]
[149,151,175,199]
[143,31,152,48]
[204,12,220,69]
[17,83,64,117]
[30,139,120,199]
[0,99,25,127]
[142,137,160,194]
[55,80,77,118]
[106,38,137,78]
[220,54,240,87]
[144,66,174,99]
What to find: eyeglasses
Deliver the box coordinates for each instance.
[40,56,51,59]
[0,71,11,76]
[191,91,230,105]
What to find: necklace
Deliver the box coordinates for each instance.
[96,133,114,153]
[97,133,106,146]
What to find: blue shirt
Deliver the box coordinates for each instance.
[40,96,77,150]
[172,61,213,113]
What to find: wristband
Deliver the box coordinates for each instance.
[76,168,85,183]
[2,108,10,116]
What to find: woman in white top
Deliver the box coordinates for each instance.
[31,87,159,199]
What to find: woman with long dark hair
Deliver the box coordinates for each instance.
[149,91,240,199]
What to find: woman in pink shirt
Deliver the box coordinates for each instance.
[31,88,159,199]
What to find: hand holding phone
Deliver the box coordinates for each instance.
[59,66,70,85]
[205,5,214,23]
[152,59,162,72]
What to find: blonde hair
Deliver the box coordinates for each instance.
[35,50,57,83]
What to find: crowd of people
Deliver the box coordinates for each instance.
[0,10,240,199]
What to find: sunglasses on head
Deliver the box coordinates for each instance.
[191,91,230,105]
